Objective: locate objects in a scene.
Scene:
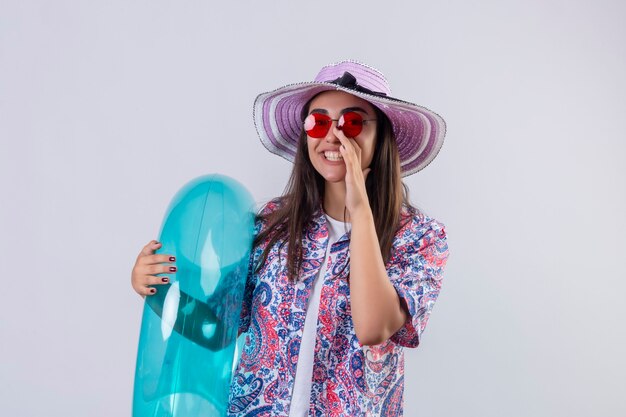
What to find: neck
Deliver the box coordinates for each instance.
[323,181,348,222]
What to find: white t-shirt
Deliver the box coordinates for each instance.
[289,214,350,417]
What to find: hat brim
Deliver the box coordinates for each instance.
[253,81,446,176]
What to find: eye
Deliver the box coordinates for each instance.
[304,113,334,139]
[313,114,331,126]
[337,112,365,138]
[340,112,364,126]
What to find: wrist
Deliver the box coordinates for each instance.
[349,205,373,224]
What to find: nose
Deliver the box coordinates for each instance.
[324,121,342,143]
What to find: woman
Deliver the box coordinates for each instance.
[132,61,449,416]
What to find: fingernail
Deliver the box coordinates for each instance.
[150,288,156,294]
[169,266,177,272]
[169,256,176,262]
[162,277,169,283]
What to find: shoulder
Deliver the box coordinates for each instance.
[252,197,286,237]
[257,197,285,217]
[393,207,448,252]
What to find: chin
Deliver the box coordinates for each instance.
[317,167,346,183]
[321,172,346,183]
[311,159,345,183]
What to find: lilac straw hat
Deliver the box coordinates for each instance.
[253,60,446,176]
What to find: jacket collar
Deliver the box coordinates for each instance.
[310,205,351,245]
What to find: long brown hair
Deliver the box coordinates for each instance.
[254,102,417,281]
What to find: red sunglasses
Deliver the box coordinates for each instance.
[304,111,376,139]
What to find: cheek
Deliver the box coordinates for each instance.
[306,138,317,157]
[307,138,321,165]
[359,141,377,167]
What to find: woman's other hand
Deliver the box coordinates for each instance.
[131,240,176,297]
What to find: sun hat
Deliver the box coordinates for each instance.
[253,60,447,176]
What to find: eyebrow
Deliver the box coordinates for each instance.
[308,106,371,116]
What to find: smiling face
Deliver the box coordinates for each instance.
[305,90,378,184]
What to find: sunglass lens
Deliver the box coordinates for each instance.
[304,113,332,138]
[338,112,364,137]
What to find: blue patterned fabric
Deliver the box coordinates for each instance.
[228,201,449,416]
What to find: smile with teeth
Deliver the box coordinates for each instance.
[324,151,343,161]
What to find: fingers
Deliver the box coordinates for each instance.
[336,133,361,154]
[136,284,158,297]
[336,134,371,215]
[144,262,177,275]
[137,240,175,265]
[139,240,161,257]
[337,136,361,168]
[132,240,176,297]
[132,270,172,297]
[338,136,364,180]
[142,254,177,266]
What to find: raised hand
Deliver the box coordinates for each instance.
[337,133,372,218]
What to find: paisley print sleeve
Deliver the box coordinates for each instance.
[387,214,449,348]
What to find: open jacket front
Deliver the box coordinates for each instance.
[228,201,449,417]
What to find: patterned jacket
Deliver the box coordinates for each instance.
[228,201,449,416]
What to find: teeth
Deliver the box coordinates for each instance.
[324,151,343,161]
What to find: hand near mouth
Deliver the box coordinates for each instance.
[337,132,372,220]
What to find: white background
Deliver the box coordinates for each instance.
[1,1,624,416]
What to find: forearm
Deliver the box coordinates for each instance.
[349,208,408,345]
